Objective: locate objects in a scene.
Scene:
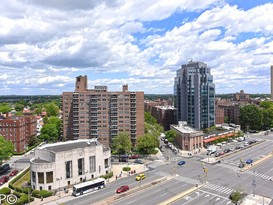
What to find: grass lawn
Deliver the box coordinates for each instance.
[13,170,30,188]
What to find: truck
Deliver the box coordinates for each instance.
[206,146,217,155]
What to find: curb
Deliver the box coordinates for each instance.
[158,184,203,205]
[241,152,273,172]
[94,177,169,205]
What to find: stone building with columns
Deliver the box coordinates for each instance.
[30,139,111,191]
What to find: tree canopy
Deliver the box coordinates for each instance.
[239,104,262,131]
[0,136,14,165]
[0,103,12,114]
[39,124,59,142]
[111,132,132,155]
[45,102,59,117]
[136,134,159,155]
[165,130,177,143]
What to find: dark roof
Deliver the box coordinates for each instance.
[42,141,98,153]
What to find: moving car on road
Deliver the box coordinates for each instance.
[136,174,145,181]
[246,159,253,164]
[178,160,186,166]
[116,185,129,193]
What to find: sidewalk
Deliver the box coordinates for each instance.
[241,194,272,205]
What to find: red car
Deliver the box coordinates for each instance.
[116,185,129,193]
[129,155,139,159]
[9,170,19,177]
[0,176,9,185]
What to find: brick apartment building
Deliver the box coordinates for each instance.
[0,114,37,152]
[61,75,144,146]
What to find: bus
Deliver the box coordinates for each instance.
[72,178,106,196]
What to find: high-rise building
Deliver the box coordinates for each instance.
[271,65,273,100]
[61,76,144,146]
[174,61,215,130]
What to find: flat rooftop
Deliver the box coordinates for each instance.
[40,139,108,153]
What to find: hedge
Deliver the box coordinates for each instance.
[0,187,11,195]
[31,189,52,198]
[14,194,34,205]
[122,167,131,172]
[12,191,23,198]
[100,171,113,179]
[9,167,30,190]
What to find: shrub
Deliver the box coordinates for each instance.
[15,194,34,205]
[100,171,113,179]
[39,190,52,198]
[0,187,11,195]
[14,187,23,193]
[31,190,40,198]
[12,191,22,198]
[122,167,131,172]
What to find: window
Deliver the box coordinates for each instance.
[104,158,109,168]
[65,161,73,179]
[46,172,53,183]
[32,171,36,182]
[78,158,84,176]
[89,156,96,172]
[38,172,44,183]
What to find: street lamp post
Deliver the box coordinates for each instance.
[252,178,256,197]
[56,178,62,197]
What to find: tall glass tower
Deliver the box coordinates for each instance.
[174,61,215,130]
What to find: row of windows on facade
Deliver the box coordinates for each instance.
[32,157,109,183]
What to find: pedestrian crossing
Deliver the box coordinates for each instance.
[203,182,234,195]
[215,162,272,180]
[244,170,271,180]
[215,162,240,171]
[173,175,234,196]
[174,175,201,185]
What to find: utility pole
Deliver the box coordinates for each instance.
[252,178,256,197]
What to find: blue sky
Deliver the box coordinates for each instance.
[0,0,273,95]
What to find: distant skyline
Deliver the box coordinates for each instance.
[1,0,273,95]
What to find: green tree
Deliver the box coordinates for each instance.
[40,124,59,142]
[229,190,244,205]
[0,103,11,114]
[144,112,157,125]
[136,134,159,155]
[165,130,177,143]
[260,101,273,109]
[0,136,14,165]
[28,136,39,147]
[262,107,273,130]
[239,104,262,131]
[14,103,24,112]
[45,102,59,117]
[111,132,132,155]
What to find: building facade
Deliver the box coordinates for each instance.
[0,114,37,152]
[61,76,144,146]
[174,61,215,130]
[30,139,111,191]
[171,121,204,151]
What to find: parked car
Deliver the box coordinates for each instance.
[244,142,249,147]
[246,159,253,164]
[134,159,144,164]
[0,176,9,185]
[219,151,225,155]
[238,163,245,168]
[178,160,186,166]
[136,174,145,181]
[224,149,230,153]
[235,146,241,150]
[9,170,19,177]
[116,185,129,193]
[129,155,139,159]
[214,152,221,157]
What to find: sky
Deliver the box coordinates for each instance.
[1,0,273,95]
